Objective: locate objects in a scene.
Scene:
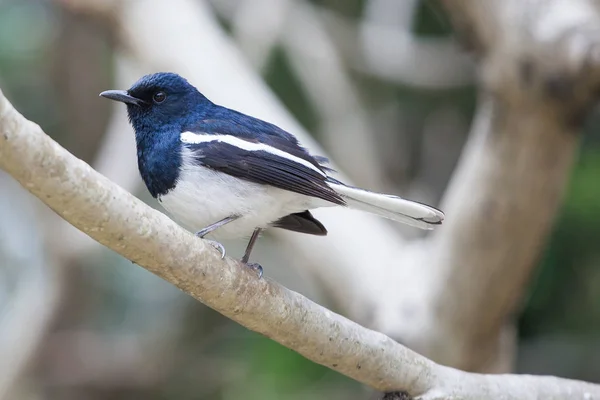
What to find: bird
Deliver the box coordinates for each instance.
[100,72,444,278]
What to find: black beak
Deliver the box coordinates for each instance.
[99,90,146,106]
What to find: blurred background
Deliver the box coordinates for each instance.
[0,0,599,399]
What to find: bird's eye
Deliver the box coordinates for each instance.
[153,91,167,103]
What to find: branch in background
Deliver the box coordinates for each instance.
[219,0,475,90]
[306,1,473,89]
[2,84,600,400]
[208,0,469,214]
[217,0,390,192]
[229,0,292,71]
[402,0,600,371]
[280,1,388,191]
[357,0,474,89]
[213,0,468,194]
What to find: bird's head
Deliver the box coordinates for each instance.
[100,72,210,132]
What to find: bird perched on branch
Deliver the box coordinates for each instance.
[100,72,444,278]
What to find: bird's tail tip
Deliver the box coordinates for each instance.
[327,180,444,230]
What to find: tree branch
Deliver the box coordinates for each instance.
[280,1,388,191]
[1,81,600,400]
[357,0,474,89]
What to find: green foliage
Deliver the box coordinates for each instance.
[222,331,359,399]
[309,0,366,18]
[0,0,60,134]
[413,0,453,37]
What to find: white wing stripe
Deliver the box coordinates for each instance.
[180,131,326,176]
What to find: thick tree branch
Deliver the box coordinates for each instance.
[2,84,600,400]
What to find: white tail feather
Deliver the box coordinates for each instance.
[328,182,444,230]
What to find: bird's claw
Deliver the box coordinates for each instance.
[204,239,226,259]
[245,262,263,279]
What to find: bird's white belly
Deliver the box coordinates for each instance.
[157,164,315,240]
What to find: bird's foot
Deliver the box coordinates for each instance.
[199,238,226,259]
[245,262,263,279]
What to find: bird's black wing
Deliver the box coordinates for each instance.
[186,115,335,171]
[182,121,344,205]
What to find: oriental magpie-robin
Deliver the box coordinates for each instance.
[100,72,444,278]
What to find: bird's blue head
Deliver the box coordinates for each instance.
[100,73,213,198]
[100,72,211,134]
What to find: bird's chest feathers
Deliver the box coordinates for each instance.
[136,133,181,198]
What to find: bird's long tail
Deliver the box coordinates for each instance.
[327,180,444,230]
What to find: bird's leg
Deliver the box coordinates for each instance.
[241,228,262,263]
[241,228,263,279]
[195,215,239,238]
[195,215,239,259]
